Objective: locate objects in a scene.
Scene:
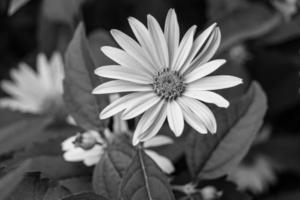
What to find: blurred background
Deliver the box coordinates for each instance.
[1,0,300,199]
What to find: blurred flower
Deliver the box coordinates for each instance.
[62,129,110,166]
[93,9,242,145]
[228,156,276,194]
[272,0,298,20]
[143,135,175,174]
[0,53,65,115]
[228,45,250,65]
[173,183,222,200]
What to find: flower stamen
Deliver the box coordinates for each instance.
[152,68,185,100]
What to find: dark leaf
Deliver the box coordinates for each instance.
[0,114,52,155]
[218,3,282,52]
[0,160,31,200]
[120,149,175,200]
[6,172,71,200]
[61,192,109,200]
[186,82,267,179]
[93,136,136,200]
[60,176,93,194]
[63,23,112,131]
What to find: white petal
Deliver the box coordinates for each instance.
[100,92,152,119]
[134,100,165,136]
[178,96,216,133]
[185,59,226,83]
[145,150,175,174]
[164,9,180,65]
[132,102,167,145]
[147,15,169,67]
[110,29,156,72]
[128,17,161,69]
[187,75,243,91]
[101,46,153,75]
[180,23,217,73]
[184,90,229,108]
[167,101,184,137]
[143,135,174,148]
[188,28,221,73]
[171,25,197,71]
[121,94,160,120]
[63,148,87,162]
[61,135,77,151]
[92,80,152,94]
[178,100,208,134]
[83,155,101,166]
[94,65,152,84]
[37,53,52,89]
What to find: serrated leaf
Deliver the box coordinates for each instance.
[218,3,282,52]
[61,192,108,200]
[186,82,267,179]
[0,160,31,200]
[0,114,52,155]
[6,172,70,200]
[93,136,136,200]
[63,23,113,131]
[120,149,175,200]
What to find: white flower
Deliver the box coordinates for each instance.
[228,156,276,194]
[0,53,64,114]
[62,130,109,166]
[143,135,175,174]
[93,9,242,145]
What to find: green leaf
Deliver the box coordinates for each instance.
[61,192,109,200]
[8,0,31,15]
[186,82,267,179]
[0,114,52,155]
[63,23,113,131]
[6,172,71,200]
[93,136,136,200]
[60,176,93,194]
[0,160,31,200]
[218,3,282,52]
[120,149,175,200]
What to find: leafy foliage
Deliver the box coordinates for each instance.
[64,23,111,131]
[93,136,136,200]
[186,82,267,179]
[120,149,175,200]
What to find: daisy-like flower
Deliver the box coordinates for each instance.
[0,53,65,115]
[93,9,242,145]
[62,129,109,166]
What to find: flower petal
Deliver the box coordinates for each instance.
[145,150,175,174]
[147,14,169,67]
[133,102,167,145]
[167,101,184,137]
[128,17,161,69]
[62,135,77,151]
[101,46,153,75]
[180,23,217,73]
[100,92,152,119]
[143,135,174,148]
[184,90,229,108]
[121,93,160,120]
[184,59,226,83]
[188,28,221,73]
[178,96,216,133]
[171,25,197,71]
[134,100,165,136]
[110,29,156,72]
[92,80,152,94]
[164,9,180,65]
[187,75,243,91]
[94,65,152,84]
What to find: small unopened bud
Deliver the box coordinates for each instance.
[73,131,101,150]
[201,186,222,200]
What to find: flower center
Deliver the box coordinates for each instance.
[153,68,185,100]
